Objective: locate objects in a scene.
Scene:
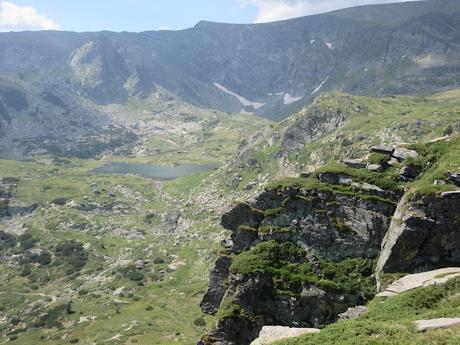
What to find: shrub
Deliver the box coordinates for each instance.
[0,231,17,251]
[153,257,165,264]
[119,265,144,281]
[55,241,88,270]
[19,232,37,250]
[38,250,52,266]
[193,317,206,327]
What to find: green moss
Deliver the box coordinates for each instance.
[216,299,255,321]
[229,241,375,297]
[316,162,401,191]
[264,207,283,217]
[238,225,258,233]
[267,177,396,206]
[258,226,291,235]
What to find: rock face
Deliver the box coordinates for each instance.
[377,192,460,274]
[199,181,398,345]
[200,255,232,315]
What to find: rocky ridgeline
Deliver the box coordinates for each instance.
[198,141,460,345]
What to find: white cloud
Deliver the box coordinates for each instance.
[0,1,59,31]
[243,0,419,23]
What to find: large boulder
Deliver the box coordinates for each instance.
[377,192,460,275]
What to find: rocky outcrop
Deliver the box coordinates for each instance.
[200,136,460,345]
[377,192,460,275]
[199,177,398,345]
[200,255,232,315]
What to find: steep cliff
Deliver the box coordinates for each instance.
[199,135,460,345]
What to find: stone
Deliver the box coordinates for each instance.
[441,190,460,198]
[250,326,320,345]
[377,268,460,299]
[400,165,421,180]
[387,158,399,166]
[392,148,418,161]
[415,318,460,332]
[433,180,446,185]
[370,146,395,155]
[338,306,368,321]
[245,181,258,190]
[377,192,460,275]
[343,159,366,169]
[446,172,460,187]
[318,172,352,185]
[221,203,264,232]
[300,171,312,178]
[367,164,384,172]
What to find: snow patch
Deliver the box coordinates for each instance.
[311,76,329,95]
[325,42,334,50]
[283,93,302,105]
[310,39,315,44]
[214,82,265,110]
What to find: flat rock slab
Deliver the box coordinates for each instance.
[250,326,320,345]
[377,267,460,299]
[339,305,368,321]
[415,318,460,332]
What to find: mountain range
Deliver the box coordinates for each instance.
[1,0,460,159]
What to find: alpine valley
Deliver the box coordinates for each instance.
[0,1,460,345]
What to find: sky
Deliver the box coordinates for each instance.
[0,0,420,32]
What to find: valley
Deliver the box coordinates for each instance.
[0,1,460,344]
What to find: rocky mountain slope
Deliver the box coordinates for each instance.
[198,135,460,345]
[1,0,460,159]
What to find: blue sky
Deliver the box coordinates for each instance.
[0,0,419,32]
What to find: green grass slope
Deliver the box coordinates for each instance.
[276,277,460,345]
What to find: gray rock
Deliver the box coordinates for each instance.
[250,326,320,345]
[318,172,352,185]
[392,148,418,161]
[370,146,395,155]
[338,305,368,321]
[377,268,460,299]
[415,318,460,332]
[367,164,384,172]
[343,159,366,169]
[377,192,460,274]
[399,165,421,180]
[446,172,460,187]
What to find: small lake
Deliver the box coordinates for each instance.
[91,162,219,180]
